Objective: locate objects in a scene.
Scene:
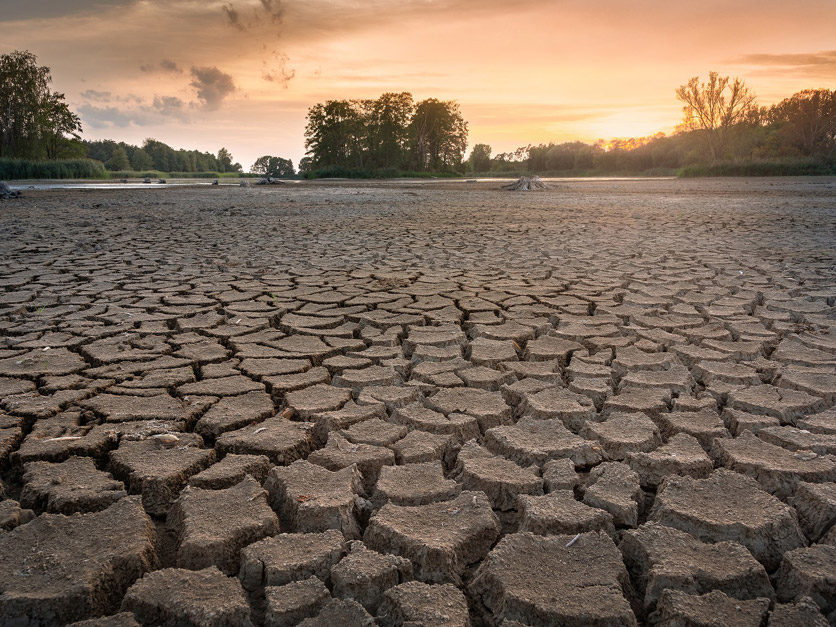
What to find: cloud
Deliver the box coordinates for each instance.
[152,96,188,118]
[0,0,139,22]
[260,0,284,22]
[731,49,836,79]
[78,104,154,128]
[141,58,183,74]
[262,54,295,87]
[735,49,836,66]
[222,3,244,30]
[190,66,236,110]
[80,89,112,101]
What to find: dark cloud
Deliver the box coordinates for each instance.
[0,0,138,22]
[80,89,112,101]
[222,3,244,30]
[260,0,284,22]
[152,96,188,117]
[141,59,184,74]
[190,66,236,110]
[77,103,154,128]
[735,50,836,66]
[262,54,295,87]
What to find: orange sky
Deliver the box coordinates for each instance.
[3,0,835,169]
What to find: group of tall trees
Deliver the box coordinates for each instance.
[0,50,82,160]
[304,92,468,173]
[473,78,834,175]
[83,139,242,173]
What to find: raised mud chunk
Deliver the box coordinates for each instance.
[648,590,769,627]
[68,612,141,626]
[774,544,836,618]
[484,416,603,468]
[424,387,512,432]
[81,393,208,423]
[215,415,317,465]
[452,441,543,511]
[388,429,458,466]
[121,566,254,627]
[790,481,836,542]
[239,529,347,590]
[541,458,580,491]
[626,432,713,488]
[710,430,836,499]
[285,384,352,419]
[657,410,730,451]
[189,454,273,489]
[194,390,275,438]
[110,433,216,516]
[331,541,413,612]
[364,491,499,584]
[265,576,331,627]
[372,461,460,507]
[517,386,596,432]
[391,404,480,443]
[376,581,469,627]
[21,456,126,513]
[264,460,363,538]
[620,522,773,612]
[0,499,35,530]
[649,469,806,570]
[0,497,157,624]
[470,531,636,626]
[308,433,395,494]
[168,476,279,575]
[518,490,615,536]
[582,461,643,528]
[340,418,407,447]
[297,598,374,627]
[728,384,826,424]
[580,411,661,460]
[767,596,830,627]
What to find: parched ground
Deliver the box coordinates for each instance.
[0,177,835,626]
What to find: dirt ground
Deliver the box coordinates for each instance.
[0,177,835,626]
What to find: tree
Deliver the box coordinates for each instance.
[468,143,492,172]
[0,50,82,159]
[305,100,367,169]
[675,72,756,161]
[217,147,234,172]
[105,145,130,170]
[130,148,154,171]
[251,155,294,177]
[768,89,835,157]
[408,99,468,171]
[365,92,414,169]
[298,156,313,174]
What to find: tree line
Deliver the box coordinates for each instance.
[303,92,468,176]
[470,79,834,176]
[84,139,242,174]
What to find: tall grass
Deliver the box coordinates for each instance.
[678,159,836,177]
[0,158,108,180]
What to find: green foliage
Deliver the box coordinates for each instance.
[251,155,295,177]
[0,50,82,160]
[678,158,835,177]
[304,92,467,173]
[303,166,461,179]
[468,144,492,172]
[0,157,107,179]
[83,138,242,174]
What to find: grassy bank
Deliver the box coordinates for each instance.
[677,158,836,177]
[0,158,108,180]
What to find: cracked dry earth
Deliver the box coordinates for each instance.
[0,177,835,627]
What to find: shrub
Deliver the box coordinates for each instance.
[0,158,108,179]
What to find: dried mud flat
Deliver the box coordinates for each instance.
[0,177,835,626]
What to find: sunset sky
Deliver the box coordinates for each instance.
[4,0,835,170]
